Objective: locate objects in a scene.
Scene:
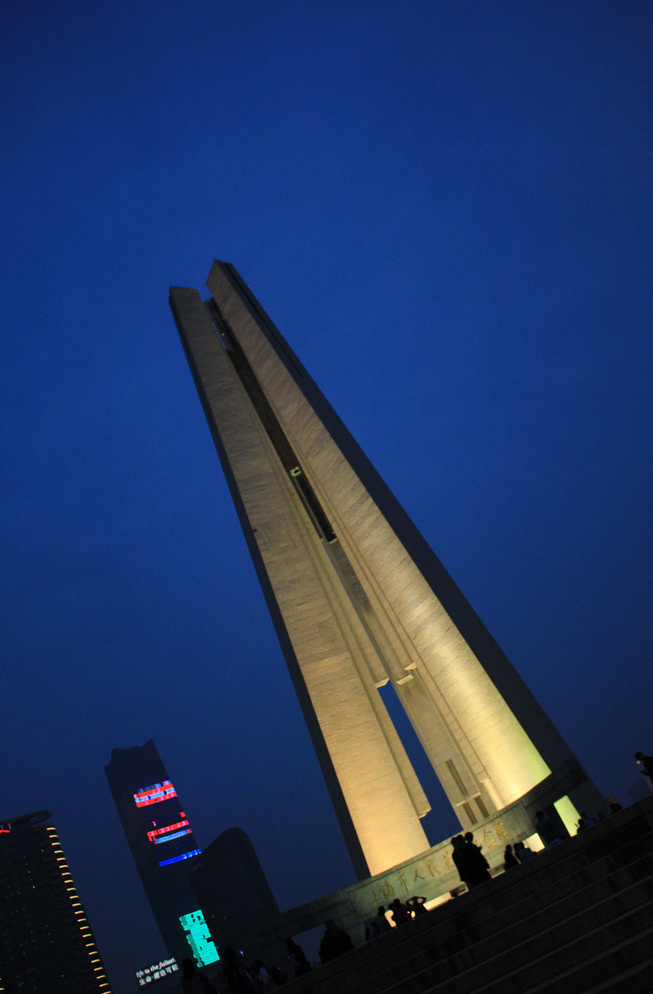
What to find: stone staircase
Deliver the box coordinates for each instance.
[279,795,653,994]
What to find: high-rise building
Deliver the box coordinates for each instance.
[105,740,219,969]
[170,262,603,880]
[189,827,284,966]
[0,809,111,994]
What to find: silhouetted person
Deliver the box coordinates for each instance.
[319,926,341,963]
[365,907,392,941]
[514,840,534,862]
[609,801,623,814]
[389,897,412,925]
[319,920,354,962]
[182,957,216,994]
[452,833,491,887]
[503,844,519,870]
[467,842,491,886]
[576,811,596,832]
[335,921,354,952]
[406,895,428,917]
[284,937,311,977]
[365,917,382,941]
[451,835,470,888]
[269,966,287,987]
[251,960,276,992]
[635,751,653,790]
[222,948,256,993]
[535,810,560,846]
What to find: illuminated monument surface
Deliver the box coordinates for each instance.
[170,263,603,881]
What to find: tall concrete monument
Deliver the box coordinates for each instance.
[170,262,602,881]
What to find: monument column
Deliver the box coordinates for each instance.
[170,263,604,877]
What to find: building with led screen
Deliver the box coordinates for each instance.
[0,809,111,994]
[189,826,284,967]
[170,262,604,881]
[105,740,219,968]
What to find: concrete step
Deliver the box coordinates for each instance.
[465,922,653,994]
[296,870,653,994]
[334,865,653,994]
[275,799,653,994]
[462,834,653,936]
[456,857,653,949]
[580,954,653,994]
[480,906,648,992]
[376,902,653,994]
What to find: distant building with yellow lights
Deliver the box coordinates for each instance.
[0,809,111,994]
[170,262,604,881]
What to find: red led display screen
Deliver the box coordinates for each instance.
[146,819,190,842]
[133,781,178,807]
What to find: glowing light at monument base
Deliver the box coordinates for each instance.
[554,795,581,837]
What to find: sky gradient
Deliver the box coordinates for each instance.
[2,3,653,993]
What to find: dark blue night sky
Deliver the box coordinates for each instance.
[2,3,652,992]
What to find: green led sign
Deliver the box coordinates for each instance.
[179,909,220,967]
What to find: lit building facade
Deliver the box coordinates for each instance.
[105,740,219,969]
[170,262,604,880]
[0,809,111,994]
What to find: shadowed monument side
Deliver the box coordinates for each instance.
[169,261,603,881]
